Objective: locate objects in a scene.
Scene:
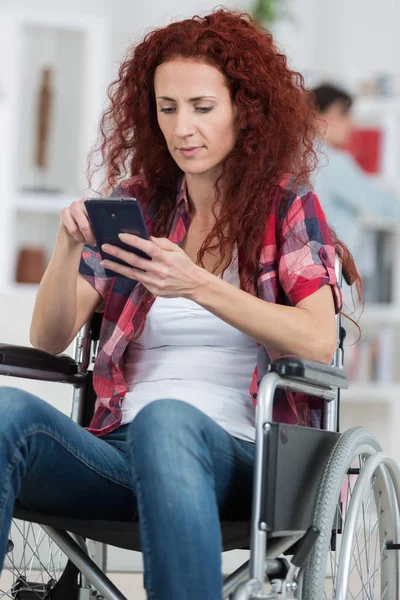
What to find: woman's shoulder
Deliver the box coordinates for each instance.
[277,173,313,199]
[272,173,316,223]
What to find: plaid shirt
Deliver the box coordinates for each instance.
[79,174,342,437]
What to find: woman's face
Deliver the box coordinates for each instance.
[154,59,238,178]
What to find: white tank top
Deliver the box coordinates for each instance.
[121,253,258,442]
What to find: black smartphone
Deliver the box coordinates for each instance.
[85,198,151,277]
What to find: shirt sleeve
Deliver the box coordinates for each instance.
[77,183,127,310]
[78,178,148,309]
[277,188,342,313]
[78,243,112,311]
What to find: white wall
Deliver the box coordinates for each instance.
[109,0,318,77]
[0,0,109,13]
[0,294,73,413]
[3,0,398,89]
[315,0,400,92]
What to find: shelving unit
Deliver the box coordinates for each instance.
[356,97,400,115]
[15,192,75,214]
[361,304,400,325]
[0,11,109,294]
[3,283,39,296]
[339,96,400,429]
[342,383,400,403]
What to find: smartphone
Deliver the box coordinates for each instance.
[85,198,151,277]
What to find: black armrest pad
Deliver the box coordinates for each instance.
[270,357,348,390]
[0,344,78,376]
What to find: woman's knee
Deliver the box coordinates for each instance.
[127,400,212,490]
[0,386,48,429]
[127,399,207,463]
[129,399,202,439]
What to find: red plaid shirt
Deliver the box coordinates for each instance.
[79,174,342,437]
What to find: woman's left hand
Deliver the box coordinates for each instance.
[101,234,205,298]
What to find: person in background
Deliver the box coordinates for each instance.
[312,83,400,257]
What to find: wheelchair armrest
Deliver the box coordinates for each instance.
[0,344,82,384]
[270,357,348,390]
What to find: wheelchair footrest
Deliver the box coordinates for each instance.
[291,526,320,568]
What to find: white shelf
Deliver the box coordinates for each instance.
[16,192,76,214]
[360,215,400,231]
[2,282,39,296]
[342,383,400,403]
[368,174,400,192]
[360,304,400,325]
[0,13,108,292]
[355,97,400,114]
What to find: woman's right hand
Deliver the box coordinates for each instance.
[59,198,96,246]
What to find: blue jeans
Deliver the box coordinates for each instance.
[0,387,255,600]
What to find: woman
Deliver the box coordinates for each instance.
[0,9,360,600]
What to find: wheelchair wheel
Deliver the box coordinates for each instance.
[300,426,400,600]
[0,518,79,599]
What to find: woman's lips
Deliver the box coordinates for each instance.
[178,146,204,157]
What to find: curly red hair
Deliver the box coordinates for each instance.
[90,8,361,301]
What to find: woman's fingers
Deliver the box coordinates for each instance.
[60,199,96,246]
[102,244,152,271]
[72,199,96,245]
[60,208,86,244]
[101,258,153,286]
[118,233,173,258]
[150,236,178,250]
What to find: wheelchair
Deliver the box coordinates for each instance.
[1,257,400,600]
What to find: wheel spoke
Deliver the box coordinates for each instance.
[325,451,398,600]
[348,496,372,597]
[300,431,399,600]
[348,484,383,598]
[371,541,388,597]
[0,519,68,599]
[11,520,55,580]
[371,492,383,595]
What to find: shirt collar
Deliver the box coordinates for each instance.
[176,175,190,215]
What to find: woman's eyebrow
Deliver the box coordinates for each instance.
[156,95,217,102]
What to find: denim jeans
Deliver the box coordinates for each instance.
[0,387,255,600]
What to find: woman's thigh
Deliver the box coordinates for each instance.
[128,399,255,520]
[0,387,136,521]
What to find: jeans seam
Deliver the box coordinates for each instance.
[209,439,255,477]
[0,456,21,551]
[234,439,256,460]
[0,425,132,565]
[16,424,132,489]
[129,436,155,598]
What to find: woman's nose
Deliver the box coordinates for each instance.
[173,110,196,137]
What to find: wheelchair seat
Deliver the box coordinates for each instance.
[12,506,251,553]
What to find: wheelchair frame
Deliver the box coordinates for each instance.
[1,256,399,600]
